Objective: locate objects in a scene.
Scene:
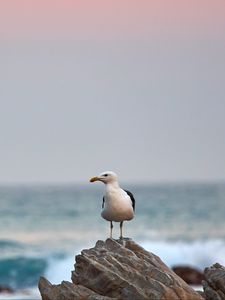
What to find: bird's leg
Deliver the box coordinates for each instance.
[110,221,113,239]
[120,221,123,239]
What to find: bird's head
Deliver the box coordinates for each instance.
[90,171,118,184]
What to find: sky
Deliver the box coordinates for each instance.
[0,0,225,183]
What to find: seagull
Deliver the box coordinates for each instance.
[90,171,135,239]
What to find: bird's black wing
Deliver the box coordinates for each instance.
[102,196,105,209]
[124,190,135,211]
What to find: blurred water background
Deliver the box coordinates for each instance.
[0,182,225,298]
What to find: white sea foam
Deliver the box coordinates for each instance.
[140,239,225,269]
[0,288,40,300]
[45,255,75,284]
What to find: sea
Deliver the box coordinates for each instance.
[0,182,225,299]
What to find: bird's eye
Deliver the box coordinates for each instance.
[103,174,108,177]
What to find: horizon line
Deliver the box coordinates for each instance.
[0,178,224,186]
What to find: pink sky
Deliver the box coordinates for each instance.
[0,0,225,39]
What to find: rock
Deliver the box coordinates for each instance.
[0,284,14,293]
[203,263,225,300]
[39,238,204,300]
[172,266,204,285]
[39,277,113,300]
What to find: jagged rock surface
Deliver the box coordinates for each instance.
[39,238,204,300]
[203,263,225,300]
[39,277,114,300]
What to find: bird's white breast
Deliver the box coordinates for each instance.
[101,186,134,222]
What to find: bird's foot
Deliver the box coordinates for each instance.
[118,236,132,241]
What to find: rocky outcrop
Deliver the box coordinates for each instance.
[39,238,204,300]
[172,266,204,285]
[203,263,225,300]
[39,277,114,300]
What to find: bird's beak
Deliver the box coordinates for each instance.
[90,176,100,183]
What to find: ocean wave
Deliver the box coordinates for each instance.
[0,240,24,249]
[45,255,75,284]
[0,257,47,289]
[0,252,78,290]
[140,239,225,269]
